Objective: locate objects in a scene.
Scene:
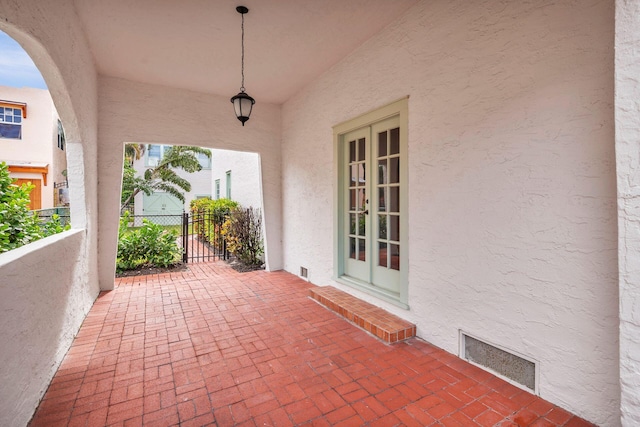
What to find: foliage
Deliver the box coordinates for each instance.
[116,211,182,271]
[120,145,211,213]
[0,162,70,253]
[124,143,145,163]
[221,206,264,266]
[40,214,69,237]
[189,198,239,245]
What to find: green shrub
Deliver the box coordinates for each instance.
[190,198,238,244]
[116,212,182,271]
[221,206,263,266]
[0,162,70,253]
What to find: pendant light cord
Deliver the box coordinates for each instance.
[240,12,245,92]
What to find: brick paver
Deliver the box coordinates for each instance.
[29,262,595,426]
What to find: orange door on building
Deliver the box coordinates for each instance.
[14,179,42,210]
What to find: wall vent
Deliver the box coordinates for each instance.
[300,267,308,280]
[461,332,537,393]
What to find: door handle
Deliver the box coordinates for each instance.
[363,209,368,215]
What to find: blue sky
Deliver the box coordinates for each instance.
[0,30,47,89]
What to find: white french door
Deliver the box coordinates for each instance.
[341,115,404,299]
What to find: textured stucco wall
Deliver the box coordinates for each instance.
[615,0,640,425]
[210,148,262,209]
[98,77,282,287]
[0,1,100,426]
[0,86,63,208]
[0,231,96,427]
[282,1,618,425]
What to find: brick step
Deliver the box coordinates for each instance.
[309,286,416,343]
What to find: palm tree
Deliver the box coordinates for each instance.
[120,145,211,213]
[124,143,146,164]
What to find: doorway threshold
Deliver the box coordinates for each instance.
[310,286,415,343]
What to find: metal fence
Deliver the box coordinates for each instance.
[34,207,71,226]
[121,212,228,263]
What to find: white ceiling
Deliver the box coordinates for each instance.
[73,0,418,104]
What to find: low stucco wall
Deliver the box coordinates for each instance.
[0,230,99,427]
[282,1,618,425]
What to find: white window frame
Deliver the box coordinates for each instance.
[0,105,23,140]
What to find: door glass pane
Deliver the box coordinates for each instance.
[378,187,386,212]
[390,186,400,212]
[390,215,399,241]
[378,131,387,157]
[358,138,366,161]
[350,140,356,162]
[350,238,356,259]
[390,128,400,155]
[350,165,357,186]
[359,238,366,261]
[378,242,387,267]
[350,189,356,210]
[358,214,365,236]
[350,214,356,234]
[378,159,387,184]
[359,164,366,186]
[390,157,400,184]
[390,244,400,270]
[378,215,387,239]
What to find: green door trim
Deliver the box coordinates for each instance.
[332,97,409,309]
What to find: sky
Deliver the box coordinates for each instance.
[0,30,47,89]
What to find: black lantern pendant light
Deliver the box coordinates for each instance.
[230,6,255,126]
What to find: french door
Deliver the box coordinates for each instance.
[340,113,405,302]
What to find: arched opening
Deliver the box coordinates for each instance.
[0,20,99,427]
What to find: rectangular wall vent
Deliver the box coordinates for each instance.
[462,333,536,392]
[300,267,308,279]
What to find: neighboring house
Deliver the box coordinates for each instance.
[131,144,211,219]
[210,148,262,209]
[0,86,67,210]
[1,2,640,427]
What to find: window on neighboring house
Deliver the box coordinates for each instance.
[226,171,231,199]
[146,144,164,167]
[0,106,23,139]
[197,152,211,169]
[57,120,65,150]
[215,179,220,199]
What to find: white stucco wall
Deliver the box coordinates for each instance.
[282,1,618,425]
[210,148,262,209]
[0,1,100,426]
[98,77,282,287]
[0,231,96,427]
[0,85,66,209]
[615,0,640,425]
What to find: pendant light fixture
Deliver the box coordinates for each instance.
[230,5,255,126]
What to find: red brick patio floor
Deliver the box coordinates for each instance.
[30,262,595,427]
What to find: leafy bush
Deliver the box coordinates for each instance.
[189,198,238,244]
[116,212,182,271]
[0,162,70,253]
[221,206,263,266]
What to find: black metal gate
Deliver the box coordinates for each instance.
[182,210,228,263]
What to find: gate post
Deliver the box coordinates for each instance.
[182,211,189,263]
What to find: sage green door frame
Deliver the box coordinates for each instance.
[333,97,409,308]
